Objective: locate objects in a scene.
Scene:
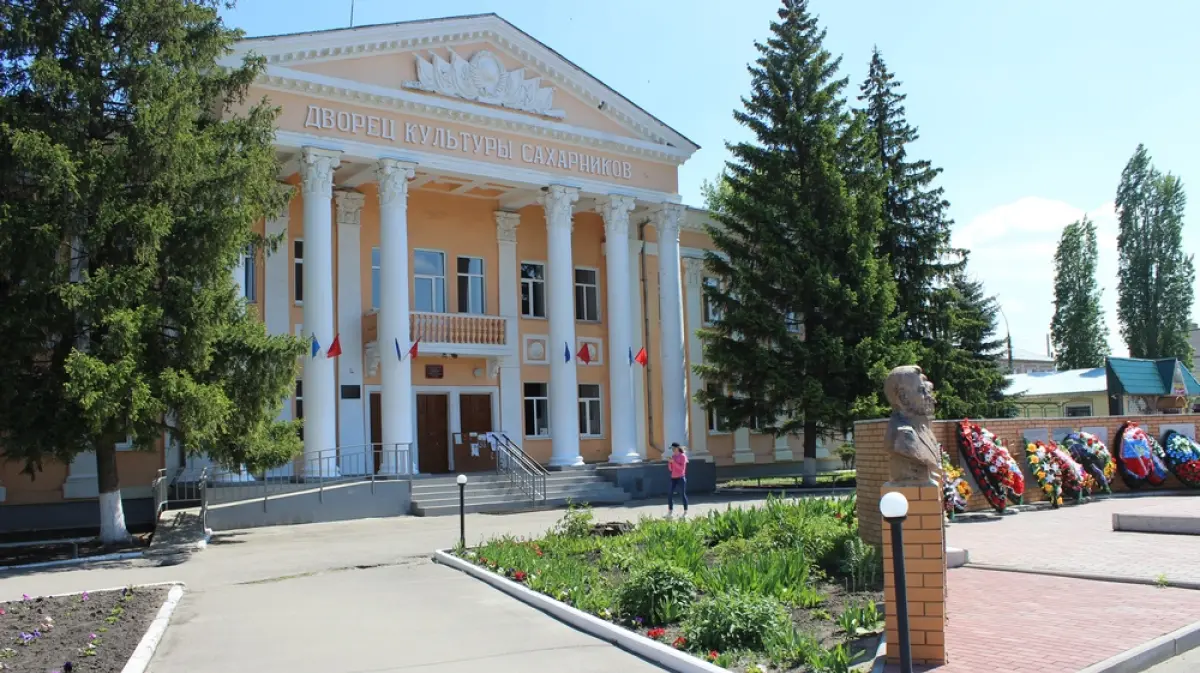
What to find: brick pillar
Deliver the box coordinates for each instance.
[882,481,947,665]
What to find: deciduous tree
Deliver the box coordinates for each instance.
[1051,217,1109,368]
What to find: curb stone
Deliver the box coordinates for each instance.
[1,551,144,573]
[433,550,727,673]
[868,634,886,673]
[1078,620,1200,673]
[121,583,186,673]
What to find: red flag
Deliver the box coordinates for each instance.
[634,346,648,366]
[325,334,342,359]
[407,339,419,360]
[576,343,592,365]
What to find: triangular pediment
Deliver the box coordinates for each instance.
[227,14,697,161]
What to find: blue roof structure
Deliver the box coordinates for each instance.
[1106,357,1200,396]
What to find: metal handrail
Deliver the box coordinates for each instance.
[493,432,547,503]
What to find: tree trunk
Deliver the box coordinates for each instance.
[802,420,818,486]
[95,440,131,546]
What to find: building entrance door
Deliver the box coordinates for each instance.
[454,394,495,472]
[369,392,383,474]
[416,393,451,474]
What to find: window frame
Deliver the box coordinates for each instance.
[578,383,603,438]
[521,261,548,319]
[574,266,601,322]
[703,277,721,325]
[413,248,447,314]
[1064,403,1092,418]
[523,382,550,438]
[456,255,486,315]
[295,379,304,439]
[293,239,304,306]
[707,382,730,434]
[243,247,257,303]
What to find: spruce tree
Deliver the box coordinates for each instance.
[0,0,303,543]
[1051,217,1109,368]
[697,0,903,483]
[1115,145,1195,362]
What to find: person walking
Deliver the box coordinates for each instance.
[667,442,689,517]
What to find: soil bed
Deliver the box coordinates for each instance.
[0,533,150,569]
[0,586,168,673]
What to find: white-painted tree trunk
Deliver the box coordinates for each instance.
[98,490,130,545]
[803,456,818,486]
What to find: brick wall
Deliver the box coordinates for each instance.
[856,413,1200,545]
[882,483,946,665]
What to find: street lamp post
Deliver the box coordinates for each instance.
[456,474,468,549]
[881,491,913,673]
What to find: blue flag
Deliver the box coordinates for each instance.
[564,341,571,363]
[311,334,320,359]
[395,337,402,361]
[628,346,634,366]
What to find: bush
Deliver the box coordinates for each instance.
[682,591,791,652]
[616,561,697,626]
[553,502,594,538]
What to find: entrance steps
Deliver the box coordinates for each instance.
[410,469,631,516]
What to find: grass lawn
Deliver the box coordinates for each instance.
[724,471,857,490]
[456,496,883,672]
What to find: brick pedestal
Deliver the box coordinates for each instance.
[882,481,947,665]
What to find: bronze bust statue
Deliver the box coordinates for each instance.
[883,365,941,483]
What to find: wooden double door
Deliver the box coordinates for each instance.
[368,391,493,474]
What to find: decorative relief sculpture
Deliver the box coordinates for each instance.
[883,365,941,483]
[404,49,565,119]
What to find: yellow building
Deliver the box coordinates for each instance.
[1007,367,1108,418]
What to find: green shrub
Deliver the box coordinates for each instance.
[553,502,594,538]
[698,547,823,606]
[682,591,790,652]
[698,503,774,544]
[616,561,697,626]
[761,514,856,574]
[636,519,707,573]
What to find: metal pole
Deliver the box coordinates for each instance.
[888,515,913,673]
[458,482,466,549]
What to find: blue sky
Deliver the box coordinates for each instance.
[222,0,1199,358]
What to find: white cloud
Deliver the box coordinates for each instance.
[951,197,1127,359]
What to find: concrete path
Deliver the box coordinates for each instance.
[1143,647,1200,673]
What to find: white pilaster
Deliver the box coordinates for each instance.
[774,429,794,462]
[300,146,341,477]
[654,203,689,449]
[600,195,641,464]
[264,211,294,478]
[733,427,755,464]
[495,211,524,444]
[628,235,648,459]
[377,158,417,474]
[683,257,710,461]
[542,185,583,467]
[336,191,368,475]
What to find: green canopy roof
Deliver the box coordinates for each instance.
[1106,357,1200,396]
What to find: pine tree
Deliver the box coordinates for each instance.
[858,48,960,339]
[1051,217,1109,368]
[922,267,1016,419]
[0,0,304,544]
[1115,145,1195,362]
[697,0,904,483]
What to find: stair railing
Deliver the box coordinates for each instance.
[478,432,547,504]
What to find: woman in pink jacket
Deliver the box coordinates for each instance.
[667,442,688,516]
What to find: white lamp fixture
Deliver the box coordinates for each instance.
[457,474,468,486]
[880,491,909,520]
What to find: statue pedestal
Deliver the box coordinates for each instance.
[882,479,947,665]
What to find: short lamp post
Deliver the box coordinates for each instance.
[456,474,468,550]
[881,492,913,673]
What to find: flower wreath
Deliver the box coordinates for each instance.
[1159,431,1200,488]
[1046,440,1088,501]
[1025,441,1063,507]
[956,420,1017,512]
[941,447,972,518]
[1061,432,1116,494]
[1114,421,1169,489]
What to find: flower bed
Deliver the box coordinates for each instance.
[957,420,1024,511]
[1159,431,1200,488]
[1,586,169,673]
[1062,432,1117,494]
[456,498,882,672]
[1115,422,1170,489]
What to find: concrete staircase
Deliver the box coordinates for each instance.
[410,469,631,516]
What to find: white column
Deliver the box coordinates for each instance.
[336,191,368,475]
[300,147,341,477]
[733,427,755,464]
[654,203,689,448]
[628,236,648,458]
[683,257,710,461]
[542,185,583,467]
[495,211,524,444]
[376,158,417,474]
[600,195,640,464]
[264,211,294,478]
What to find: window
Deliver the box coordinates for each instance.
[295,379,304,439]
[579,384,602,437]
[524,382,549,437]
[414,250,446,313]
[703,277,721,324]
[457,256,485,314]
[574,268,600,322]
[1064,404,1092,418]
[521,262,546,318]
[371,247,381,310]
[707,383,729,433]
[293,240,304,304]
[243,248,257,303]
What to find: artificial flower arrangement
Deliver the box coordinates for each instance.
[1114,421,1170,489]
[941,447,972,519]
[1025,440,1063,507]
[1159,430,1200,488]
[956,420,1023,512]
[1061,432,1116,494]
[1046,440,1088,501]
